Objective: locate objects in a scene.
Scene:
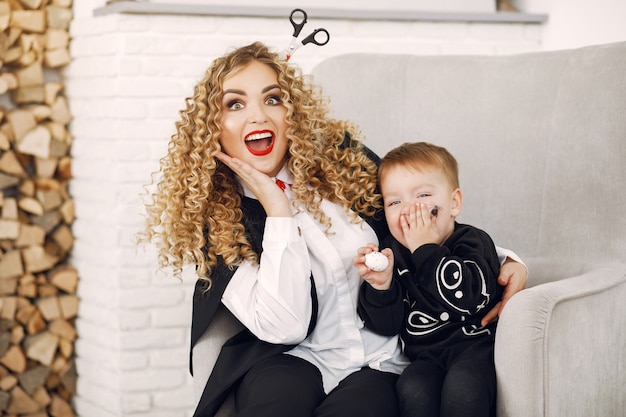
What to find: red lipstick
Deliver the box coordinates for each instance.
[244,130,275,156]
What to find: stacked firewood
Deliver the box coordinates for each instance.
[0,1,76,416]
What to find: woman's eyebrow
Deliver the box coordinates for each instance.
[262,84,281,93]
[223,84,280,96]
[223,89,245,96]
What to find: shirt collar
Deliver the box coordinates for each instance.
[273,164,294,186]
[240,163,294,199]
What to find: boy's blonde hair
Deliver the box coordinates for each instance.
[379,141,460,190]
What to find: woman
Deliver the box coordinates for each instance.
[141,42,526,417]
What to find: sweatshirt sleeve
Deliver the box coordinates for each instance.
[357,279,405,336]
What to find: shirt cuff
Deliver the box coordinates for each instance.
[264,217,302,243]
[496,246,526,268]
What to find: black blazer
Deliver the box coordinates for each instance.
[191,136,386,416]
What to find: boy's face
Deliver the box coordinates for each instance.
[381,164,462,248]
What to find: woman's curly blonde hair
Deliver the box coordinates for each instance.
[139,42,381,287]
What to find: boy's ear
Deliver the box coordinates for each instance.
[450,188,463,217]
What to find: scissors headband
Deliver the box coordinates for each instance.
[280,8,330,61]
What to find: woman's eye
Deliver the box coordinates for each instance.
[265,95,281,105]
[228,101,244,110]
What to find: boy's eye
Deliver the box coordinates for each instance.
[386,200,401,207]
[417,193,430,199]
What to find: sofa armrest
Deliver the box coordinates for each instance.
[192,306,242,417]
[494,265,626,417]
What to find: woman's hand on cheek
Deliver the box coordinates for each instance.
[216,152,292,217]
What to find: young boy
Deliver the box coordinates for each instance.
[354,141,502,417]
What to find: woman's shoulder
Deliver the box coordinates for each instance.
[340,131,381,164]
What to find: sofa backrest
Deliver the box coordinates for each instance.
[311,42,626,283]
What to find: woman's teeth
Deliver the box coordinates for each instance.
[246,132,272,141]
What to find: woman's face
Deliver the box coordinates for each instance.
[218,60,289,177]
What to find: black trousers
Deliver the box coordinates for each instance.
[397,338,497,417]
[235,354,400,417]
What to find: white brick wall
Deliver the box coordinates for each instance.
[66,3,542,416]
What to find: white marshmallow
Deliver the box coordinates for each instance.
[364,251,389,272]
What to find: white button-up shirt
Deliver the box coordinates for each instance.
[222,166,409,393]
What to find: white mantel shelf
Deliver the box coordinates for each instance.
[95,2,548,23]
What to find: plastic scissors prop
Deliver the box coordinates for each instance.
[280,8,330,61]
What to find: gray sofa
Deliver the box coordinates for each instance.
[193,41,626,417]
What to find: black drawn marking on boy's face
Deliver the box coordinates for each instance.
[431,207,439,217]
